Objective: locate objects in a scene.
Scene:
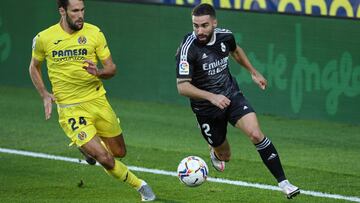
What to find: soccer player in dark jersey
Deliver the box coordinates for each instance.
[175,3,300,199]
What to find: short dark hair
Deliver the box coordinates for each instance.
[57,0,84,9]
[192,3,216,18]
[57,0,69,9]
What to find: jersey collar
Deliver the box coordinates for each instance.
[206,31,216,46]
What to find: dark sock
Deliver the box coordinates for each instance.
[255,137,286,182]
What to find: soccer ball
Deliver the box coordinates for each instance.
[177,156,209,187]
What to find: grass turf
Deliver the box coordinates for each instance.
[0,86,359,202]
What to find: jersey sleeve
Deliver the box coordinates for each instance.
[175,35,196,79]
[31,34,45,62]
[228,33,237,52]
[95,30,111,61]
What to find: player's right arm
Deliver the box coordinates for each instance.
[29,57,55,120]
[176,78,230,110]
[29,33,55,120]
[175,36,230,110]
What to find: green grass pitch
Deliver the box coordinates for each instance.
[0,86,359,202]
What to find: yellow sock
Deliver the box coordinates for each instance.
[105,159,142,189]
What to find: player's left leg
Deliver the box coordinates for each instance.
[235,113,300,199]
[100,134,155,201]
[79,134,127,166]
[94,96,156,201]
[78,133,126,165]
[235,113,285,179]
[94,96,127,158]
[81,135,155,201]
[100,133,126,158]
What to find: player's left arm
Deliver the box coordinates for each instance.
[83,28,116,79]
[83,56,116,79]
[230,45,267,90]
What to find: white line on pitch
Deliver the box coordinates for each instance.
[1,147,359,202]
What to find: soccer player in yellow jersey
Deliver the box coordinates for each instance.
[28,0,155,201]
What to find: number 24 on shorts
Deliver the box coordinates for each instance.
[68,116,87,131]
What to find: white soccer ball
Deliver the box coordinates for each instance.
[177,156,209,187]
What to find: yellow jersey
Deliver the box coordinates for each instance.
[32,23,110,104]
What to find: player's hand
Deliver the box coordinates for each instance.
[209,94,231,110]
[42,92,56,120]
[251,71,267,90]
[83,60,99,76]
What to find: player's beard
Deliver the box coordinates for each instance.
[197,30,214,45]
[66,13,84,31]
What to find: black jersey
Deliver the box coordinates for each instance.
[176,28,241,116]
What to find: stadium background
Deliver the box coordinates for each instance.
[0,0,359,124]
[0,1,360,202]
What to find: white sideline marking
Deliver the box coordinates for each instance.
[1,147,360,202]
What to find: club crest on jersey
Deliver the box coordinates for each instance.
[78,36,87,44]
[221,42,226,52]
[179,61,190,75]
[77,131,87,141]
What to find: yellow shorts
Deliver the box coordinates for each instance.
[57,95,122,147]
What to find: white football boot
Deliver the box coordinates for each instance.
[278,180,300,199]
[210,148,225,172]
[138,180,156,202]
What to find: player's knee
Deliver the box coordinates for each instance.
[248,129,264,143]
[112,147,126,158]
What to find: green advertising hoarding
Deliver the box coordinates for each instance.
[0,0,359,123]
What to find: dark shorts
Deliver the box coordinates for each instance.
[195,92,255,147]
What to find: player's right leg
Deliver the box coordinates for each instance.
[210,139,230,172]
[78,147,97,165]
[196,114,230,172]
